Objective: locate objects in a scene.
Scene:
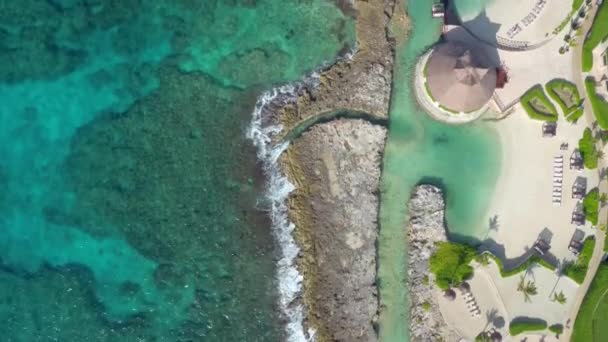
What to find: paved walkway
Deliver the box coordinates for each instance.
[563,3,608,341]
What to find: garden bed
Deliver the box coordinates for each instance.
[520,85,558,122]
[478,252,556,278]
[546,79,582,121]
[509,317,547,336]
[578,127,599,169]
[585,77,608,129]
[563,236,596,284]
[582,1,608,71]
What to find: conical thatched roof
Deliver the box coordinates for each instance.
[425,42,497,112]
[444,289,456,300]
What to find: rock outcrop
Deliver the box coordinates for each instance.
[285,119,386,341]
[271,0,400,340]
[407,185,461,342]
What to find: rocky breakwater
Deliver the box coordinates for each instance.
[285,119,386,341]
[267,0,400,340]
[407,185,460,341]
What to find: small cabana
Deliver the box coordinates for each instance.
[459,281,471,293]
[533,239,551,255]
[569,238,583,255]
[572,176,587,199]
[542,122,557,137]
[570,149,584,170]
[571,212,586,226]
[490,331,503,342]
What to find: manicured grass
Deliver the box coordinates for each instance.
[585,77,608,129]
[582,1,608,71]
[545,79,581,116]
[579,127,599,169]
[563,236,596,284]
[572,262,608,341]
[509,317,547,336]
[583,188,600,225]
[481,252,556,278]
[520,85,558,122]
[573,0,584,12]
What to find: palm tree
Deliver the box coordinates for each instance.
[517,276,538,302]
[600,193,607,207]
[553,291,567,304]
[596,149,605,160]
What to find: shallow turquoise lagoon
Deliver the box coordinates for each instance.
[0,1,353,340]
[377,0,501,340]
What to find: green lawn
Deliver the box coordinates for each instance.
[563,236,596,284]
[572,263,608,341]
[585,77,608,129]
[582,1,608,71]
[579,127,599,169]
[573,0,584,11]
[520,85,558,121]
[546,79,582,121]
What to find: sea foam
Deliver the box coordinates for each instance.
[247,50,355,342]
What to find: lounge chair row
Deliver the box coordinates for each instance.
[553,156,564,206]
[463,292,481,317]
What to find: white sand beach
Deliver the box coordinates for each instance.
[483,106,598,262]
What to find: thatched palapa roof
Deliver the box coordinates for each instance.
[425,42,497,112]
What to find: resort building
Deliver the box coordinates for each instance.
[422,0,606,341]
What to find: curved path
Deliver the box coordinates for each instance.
[564,3,607,341]
[278,109,388,144]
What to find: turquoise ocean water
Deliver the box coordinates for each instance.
[378,0,501,340]
[0,1,353,340]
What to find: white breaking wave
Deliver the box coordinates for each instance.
[247,81,312,342]
[246,50,355,342]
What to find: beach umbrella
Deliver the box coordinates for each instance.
[444,289,456,301]
[490,331,502,341]
[459,281,471,292]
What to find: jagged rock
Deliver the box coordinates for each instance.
[407,185,461,342]
[287,119,386,342]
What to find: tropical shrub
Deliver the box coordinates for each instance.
[429,242,476,290]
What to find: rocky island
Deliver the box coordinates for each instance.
[407,185,460,342]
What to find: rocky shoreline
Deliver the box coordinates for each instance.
[407,185,461,342]
[271,0,400,340]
